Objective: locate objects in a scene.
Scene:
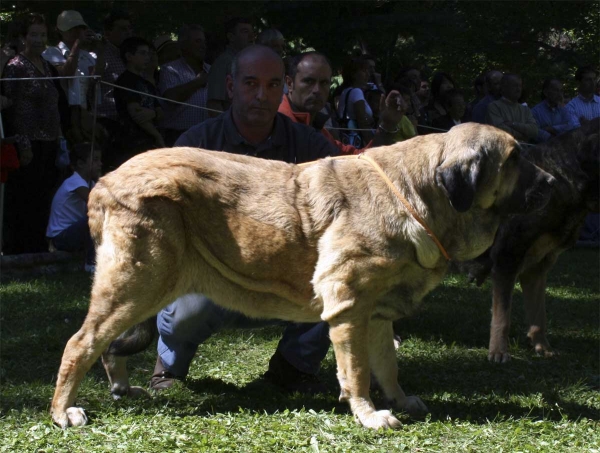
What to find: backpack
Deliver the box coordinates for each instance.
[338,88,363,149]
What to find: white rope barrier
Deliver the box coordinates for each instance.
[0,73,541,147]
[99,80,223,114]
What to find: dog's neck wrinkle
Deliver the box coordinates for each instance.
[363,147,453,264]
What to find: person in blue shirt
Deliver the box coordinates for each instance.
[531,78,575,142]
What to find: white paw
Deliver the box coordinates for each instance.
[533,343,557,358]
[356,409,402,430]
[65,407,88,427]
[488,351,511,363]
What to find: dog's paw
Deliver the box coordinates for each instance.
[53,407,88,428]
[401,395,429,417]
[355,409,402,430]
[534,343,558,358]
[488,351,511,363]
[128,386,151,399]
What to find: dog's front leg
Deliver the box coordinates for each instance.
[329,319,402,430]
[519,254,557,357]
[368,319,428,417]
[489,269,518,363]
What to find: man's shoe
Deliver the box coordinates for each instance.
[262,350,327,395]
[149,356,182,391]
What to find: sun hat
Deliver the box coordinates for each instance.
[153,35,178,53]
[57,10,88,32]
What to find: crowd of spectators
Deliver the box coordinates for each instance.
[1,9,600,257]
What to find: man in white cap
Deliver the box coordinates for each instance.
[153,35,181,66]
[43,10,105,143]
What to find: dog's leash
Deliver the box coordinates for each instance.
[298,153,451,261]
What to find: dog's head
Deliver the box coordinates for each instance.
[435,123,555,216]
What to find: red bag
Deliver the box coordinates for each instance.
[1,142,20,183]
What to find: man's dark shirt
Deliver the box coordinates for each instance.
[114,70,160,154]
[174,109,339,163]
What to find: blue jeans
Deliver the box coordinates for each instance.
[50,217,95,265]
[157,293,330,377]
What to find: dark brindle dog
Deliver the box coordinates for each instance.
[462,119,600,363]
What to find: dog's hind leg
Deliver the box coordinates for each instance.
[51,212,188,428]
[52,275,181,428]
[51,300,153,428]
[519,254,558,357]
[368,319,428,418]
[101,316,158,400]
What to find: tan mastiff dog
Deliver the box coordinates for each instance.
[51,123,554,430]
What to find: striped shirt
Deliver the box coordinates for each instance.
[531,100,575,142]
[158,58,211,131]
[565,94,600,128]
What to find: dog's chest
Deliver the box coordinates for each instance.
[373,266,446,321]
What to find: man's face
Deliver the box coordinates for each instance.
[488,72,503,97]
[417,81,430,102]
[502,77,522,102]
[229,23,255,51]
[448,95,466,120]
[287,55,332,116]
[406,69,421,89]
[579,71,597,96]
[62,25,88,45]
[227,53,284,128]
[128,45,150,71]
[544,80,564,106]
[182,30,206,61]
[105,19,133,46]
[90,152,103,180]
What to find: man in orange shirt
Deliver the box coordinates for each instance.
[279,51,404,154]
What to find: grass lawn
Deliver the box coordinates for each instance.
[1,247,598,452]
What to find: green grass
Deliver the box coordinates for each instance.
[1,248,598,452]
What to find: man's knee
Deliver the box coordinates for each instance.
[157,293,228,342]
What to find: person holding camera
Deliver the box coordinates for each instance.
[42,10,105,145]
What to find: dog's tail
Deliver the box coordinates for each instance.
[106,316,158,356]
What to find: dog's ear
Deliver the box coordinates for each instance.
[436,151,482,212]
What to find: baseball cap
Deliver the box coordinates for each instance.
[153,35,177,53]
[57,10,88,32]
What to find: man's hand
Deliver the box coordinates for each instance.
[195,71,208,87]
[378,90,404,130]
[543,125,558,135]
